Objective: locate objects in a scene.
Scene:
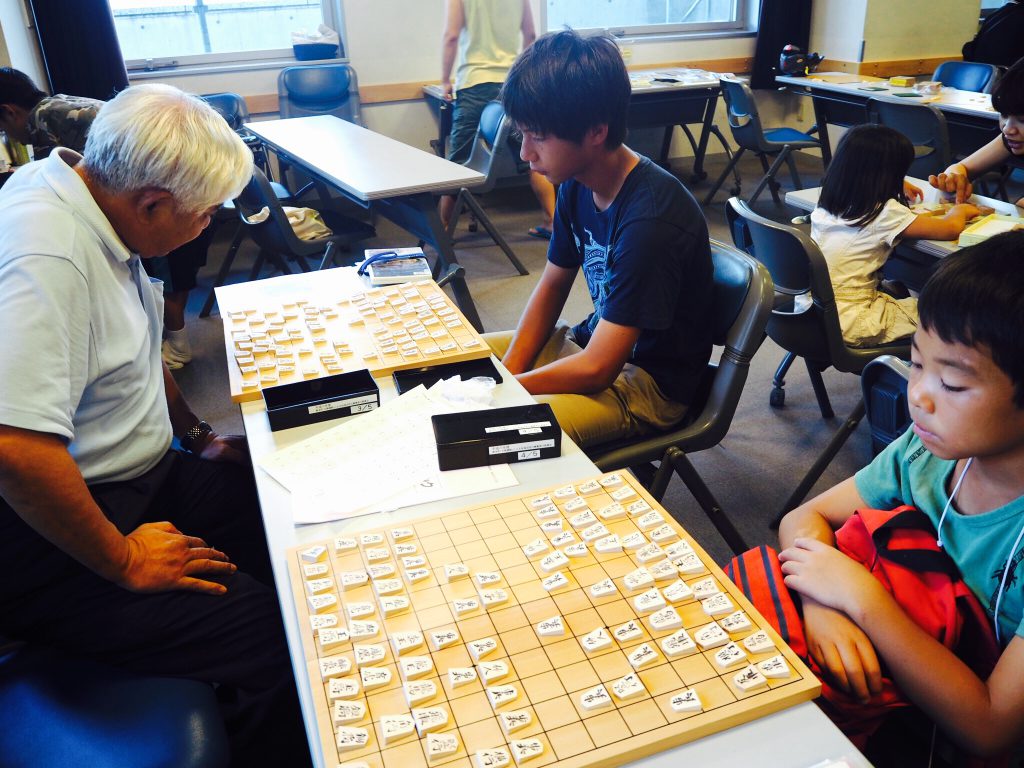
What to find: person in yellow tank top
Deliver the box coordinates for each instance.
[439,0,556,238]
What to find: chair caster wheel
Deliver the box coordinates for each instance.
[770,388,785,408]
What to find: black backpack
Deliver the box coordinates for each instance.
[962,1,1024,68]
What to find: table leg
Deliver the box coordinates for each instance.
[811,95,833,167]
[691,92,719,182]
[372,193,484,332]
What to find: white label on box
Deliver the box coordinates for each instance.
[488,439,555,456]
[518,449,541,460]
[308,394,378,415]
[484,421,553,434]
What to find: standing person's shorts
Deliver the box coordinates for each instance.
[447,81,503,165]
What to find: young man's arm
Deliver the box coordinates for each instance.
[440,0,465,101]
[778,477,885,702]
[502,260,576,375]
[519,0,537,48]
[517,318,640,395]
[0,425,234,594]
[781,536,1024,756]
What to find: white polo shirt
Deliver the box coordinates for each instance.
[0,150,172,483]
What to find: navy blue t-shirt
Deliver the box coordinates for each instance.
[548,156,713,405]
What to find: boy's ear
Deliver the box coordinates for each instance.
[584,124,609,148]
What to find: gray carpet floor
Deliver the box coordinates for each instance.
[169,149,1021,566]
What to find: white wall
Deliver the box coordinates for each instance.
[809,0,867,62]
[0,0,45,83]
[862,0,978,61]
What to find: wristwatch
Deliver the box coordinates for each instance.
[180,420,213,454]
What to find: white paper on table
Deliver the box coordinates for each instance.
[291,462,516,525]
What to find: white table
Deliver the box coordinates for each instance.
[785,176,1020,259]
[246,116,488,331]
[776,72,1000,166]
[224,269,869,768]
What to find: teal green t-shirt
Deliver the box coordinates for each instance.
[855,429,1024,646]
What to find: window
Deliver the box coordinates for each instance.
[543,0,748,37]
[108,0,342,71]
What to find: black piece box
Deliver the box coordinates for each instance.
[432,404,561,471]
[263,370,378,431]
[392,356,502,395]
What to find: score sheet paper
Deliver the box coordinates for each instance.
[258,384,516,524]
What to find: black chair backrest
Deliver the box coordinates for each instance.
[726,197,847,367]
[233,168,307,255]
[867,98,951,179]
[278,64,362,125]
[462,101,519,192]
[727,197,910,375]
[201,92,249,130]
[719,77,770,153]
[679,240,773,448]
[932,60,1000,94]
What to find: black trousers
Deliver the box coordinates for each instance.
[0,450,311,768]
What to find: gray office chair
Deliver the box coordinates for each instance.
[703,78,821,206]
[586,240,774,556]
[200,168,375,315]
[277,63,363,125]
[442,101,528,276]
[726,198,912,524]
[861,355,911,456]
[867,98,952,179]
[932,60,1000,94]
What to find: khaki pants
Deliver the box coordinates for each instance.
[484,322,687,449]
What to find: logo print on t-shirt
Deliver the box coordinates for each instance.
[573,226,608,324]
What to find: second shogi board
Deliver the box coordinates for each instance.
[218,279,490,403]
[287,472,820,768]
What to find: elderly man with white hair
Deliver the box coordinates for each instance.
[0,84,310,765]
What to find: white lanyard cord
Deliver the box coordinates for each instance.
[936,457,973,549]
[993,520,1024,646]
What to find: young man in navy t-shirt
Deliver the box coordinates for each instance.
[487,29,713,448]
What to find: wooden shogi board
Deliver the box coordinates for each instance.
[219,280,490,403]
[287,472,820,768]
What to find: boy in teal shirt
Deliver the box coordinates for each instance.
[779,230,1024,757]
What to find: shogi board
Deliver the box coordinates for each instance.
[287,472,820,768]
[219,280,489,403]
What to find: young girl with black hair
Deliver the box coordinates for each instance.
[812,124,981,346]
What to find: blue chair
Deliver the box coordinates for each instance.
[703,78,821,206]
[277,63,363,125]
[442,101,528,276]
[932,60,1000,94]
[0,640,228,768]
[868,98,952,179]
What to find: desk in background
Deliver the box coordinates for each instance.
[776,73,1001,166]
[245,116,488,331]
[218,267,869,768]
[423,68,730,183]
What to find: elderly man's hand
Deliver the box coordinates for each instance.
[117,521,236,594]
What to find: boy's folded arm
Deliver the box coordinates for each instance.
[855,587,1024,755]
[802,599,883,702]
[784,537,1024,756]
